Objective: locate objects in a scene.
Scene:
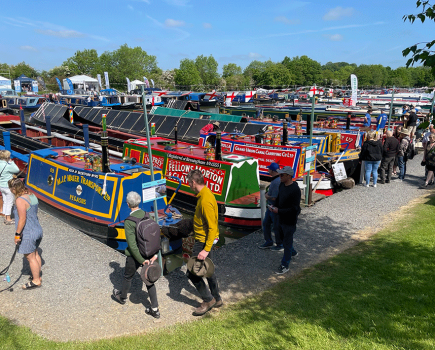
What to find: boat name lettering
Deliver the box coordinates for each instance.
[57,174,80,186]
[68,168,99,178]
[80,177,111,201]
[168,153,221,169]
[69,194,86,205]
[233,144,294,158]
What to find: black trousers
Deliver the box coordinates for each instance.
[187,241,221,303]
[120,256,158,308]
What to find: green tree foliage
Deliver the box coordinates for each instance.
[174,59,202,89]
[222,63,242,78]
[194,55,220,88]
[63,49,100,77]
[282,55,322,85]
[11,62,38,79]
[257,62,293,87]
[224,74,250,90]
[403,1,435,74]
[243,60,269,86]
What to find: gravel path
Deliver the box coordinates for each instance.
[0,152,431,342]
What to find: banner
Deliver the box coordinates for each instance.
[31,80,38,93]
[55,77,62,91]
[350,74,358,107]
[143,76,149,88]
[126,77,131,93]
[66,78,74,90]
[97,74,102,89]
[14,80,21,93]
[104,72,110,89]
[151,79,154,88]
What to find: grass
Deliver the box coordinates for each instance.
[1,196,435,349]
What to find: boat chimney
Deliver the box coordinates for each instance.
[83,124,90,150]
[346,113,351,130]
[20,107,26,136]
[2,131,11,151]
[215,130,222,161]
[305,113,311,136]
[174,124,178,144]
[45,115,52,145]
[101,114,110,173]
[282,120,288,145]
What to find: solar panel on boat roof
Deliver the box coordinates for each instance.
[130,115,145,133]
[118,114,138,130]
[156,116,177,136]
[106,110,122,128]
[221,122,240,133]
[149,115,167,132]
[241,123,263,136]
[176,118,194,138]
[185,119,210,140]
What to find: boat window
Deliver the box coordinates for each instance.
[47,175,53,185]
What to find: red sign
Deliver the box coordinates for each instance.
[340,133,358,149]
[165,159,226,195]
[142,153,165,170]
[343,98,353,106]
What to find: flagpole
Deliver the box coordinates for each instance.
[387,86,395,130]
[305,86,315,206]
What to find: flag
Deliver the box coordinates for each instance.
[143,76,149,88]
[151,79,154,88]
[97,74,102,89]
[126,77,131,93]
[66,78,74,90]
[55,77,63,91]
[350,74,358,106]
[104,72,110,89]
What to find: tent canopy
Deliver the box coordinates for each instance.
[63,75,99,91]
[67,75,98,83]
[15,74,35,83]
[0,75,12,89]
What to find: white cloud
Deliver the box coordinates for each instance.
[20,45,37,52]
[35,29,86,38]
[274,16,300,25]
[203,22,212,29]
[147,15,190,41]
[249,52,263,58]
[323,33,343,41]
[128,5,134,10]
[165,19,185,27]
[323,7,354,21]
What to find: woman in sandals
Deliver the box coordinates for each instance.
[0,150,20,225]
[9,178,43,289]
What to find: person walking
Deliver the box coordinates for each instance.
[394,128,411,182]
[421,133,435,188]
[363,109,372,128]
[112,191,161,319]
[258,162,283,250]
[186,169,223,316]
[269,166,301,274]
[0,150,20,224]
[359,131,383,187]
[8,178,43,289]
[379,130,399,184]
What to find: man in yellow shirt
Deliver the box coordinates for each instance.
[187,169,223,316]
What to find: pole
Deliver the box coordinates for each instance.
[174,124,178,144]
[101,114,110,173]
[281,120,288,145]
[141,85,162,274]
[83,124,90,150]
[19,107,26,136]
[45,115,52,145]
[387,86,395,130]
[305,93,315,206]
[215,130,222,160]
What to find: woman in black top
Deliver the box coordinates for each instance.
[359,131,383,187]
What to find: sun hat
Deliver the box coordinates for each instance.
[276,166,294,177]
[187,256,215,278]
[212,121,220,127]
[267,162,280,172]
[140,262,162,286]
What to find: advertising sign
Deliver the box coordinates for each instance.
[142,179,166,203]
[14,80,21,93]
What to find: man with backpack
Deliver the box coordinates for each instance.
[112,191,161,319]
[394,128,412,182]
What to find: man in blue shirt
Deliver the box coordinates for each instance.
[363,109,372,128]
[376,109,388,131]
[258,162,283,250]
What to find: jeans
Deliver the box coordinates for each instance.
[262,210,281,245]
[379,157,395,182]
[365,160,381,185]
[279,224,297,268]
[187,241,221,303]
[120,256,158,308]
[398,156,406,180]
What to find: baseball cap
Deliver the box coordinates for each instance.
[267,162,280,171]
[277,166,294,177]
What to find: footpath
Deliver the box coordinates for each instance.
[0,152,431,342]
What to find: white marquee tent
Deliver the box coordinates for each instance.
[0,75,12,89]
[130,79,146,91]
[63,75,99,91]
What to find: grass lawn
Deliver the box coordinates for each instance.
[1,195,435,350]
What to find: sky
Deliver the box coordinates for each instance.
[0,0,433,75]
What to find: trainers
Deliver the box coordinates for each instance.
[193,298,216,316]
[145,307,161,319]
[214,299,224,308]
[258,242,273,249]
[270,245,284,251]
[373,184,377,188]
[291,250,298,257]
[275,265,289,275]
[112,289,126,305]
[365,184,369,187]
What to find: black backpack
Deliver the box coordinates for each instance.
[404,139,415,161]
[126,213,161,258]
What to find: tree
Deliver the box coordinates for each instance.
[194,55,220,88]
[11,62,38,79]
[403,1,435,74]
[243,60,268,86]
[257,62,293,87]
[282,55,321,85]
[224,74,250,90]
[174,59,202,89]
[63,49,100,76]
[222,63,242,78]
